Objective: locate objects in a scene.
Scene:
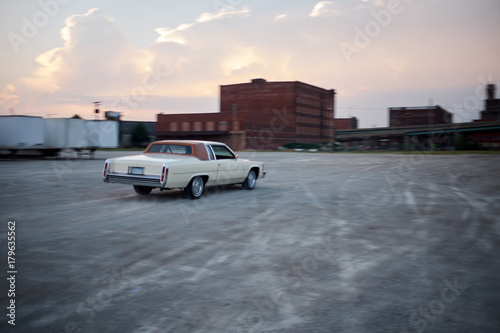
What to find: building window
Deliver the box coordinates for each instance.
[169,122,178,131]
[219,121,228,130]
[181,122,190,131]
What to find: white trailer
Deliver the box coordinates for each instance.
[45,118,87,149]
[45,119,117,158]
[0,116,46,154]
[1,116,119,158]
[85,120,119,148]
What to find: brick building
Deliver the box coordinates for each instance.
[480,84,500,121]
[155,79,335,149]
[335,117,358,130]
[471,84,500,149]
[389,106,452,127]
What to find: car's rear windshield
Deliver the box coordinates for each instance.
[147,144,193,155]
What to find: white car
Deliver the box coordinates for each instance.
[103,140,265,199]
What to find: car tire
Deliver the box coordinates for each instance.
[185,176,204,199]
[242,170,257,190]
[133,185,153,195]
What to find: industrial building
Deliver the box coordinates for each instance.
[335,117,358,130]
[470,84,500,148]
[480,84,500,121]
[155,79,335,150]
[389,105,452,127]
[336,85,500,150]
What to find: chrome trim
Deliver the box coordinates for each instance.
[209,144,237,160]
[105,172,162,187]
[207,144,216,161]
[128,166,144,175]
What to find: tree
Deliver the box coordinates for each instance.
[132,123,150,147]
[72,114,82,119]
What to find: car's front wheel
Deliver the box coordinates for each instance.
[185,176,204,199]
[133,185,153,195]
[242,170,257,190]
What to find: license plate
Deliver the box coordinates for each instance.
[130,167,144,175]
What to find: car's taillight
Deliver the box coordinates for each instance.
[103,159,109,178]
[161,164,168,184]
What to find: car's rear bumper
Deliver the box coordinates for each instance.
[104,172,162,187]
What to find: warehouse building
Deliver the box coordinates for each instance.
[155,79,336,150]
[335,117,358,130]
[480,84,500,121]
[470,84,500,149]
[389,105,452,127]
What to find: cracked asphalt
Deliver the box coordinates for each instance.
[1,151,499,332]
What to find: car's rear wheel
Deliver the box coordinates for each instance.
[133,185,153,195]
[242,170,257,190]
[185,176,204,199]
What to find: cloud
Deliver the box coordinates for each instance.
[309,1,339,17]
[154,24,194,45]
[196,8,250,23]
[0,7,259,118]
[0,8,154,118]
[20,8,150,95]
[273,14,288,23]
[155,8,249,45]
[0,84,20,111]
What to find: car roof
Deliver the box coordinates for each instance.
[145,140,232,161]
[150,140,225,146]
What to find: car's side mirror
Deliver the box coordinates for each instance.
[235,154,239,159]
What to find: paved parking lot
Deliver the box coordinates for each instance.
[1,151,499,333]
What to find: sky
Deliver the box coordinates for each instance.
[0,0,499,128]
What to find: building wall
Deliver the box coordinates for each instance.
[222,80,297,148]
[481,84,500,120]
[156,113,233,132]
[221,79,335,148]
[295,82,335,144]
[471,84,500,149]
[335,117,358,130]
[389,106,452,127]
[155,113,245,148]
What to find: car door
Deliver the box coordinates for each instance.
[210,145,244,185]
